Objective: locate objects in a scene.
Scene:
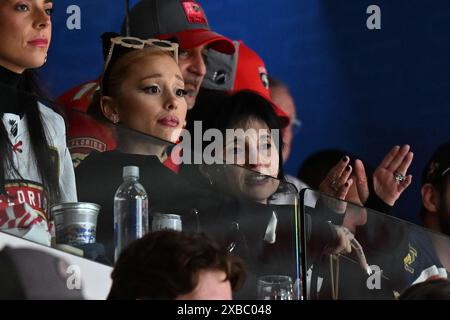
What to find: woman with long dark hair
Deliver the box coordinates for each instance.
[0,0,77,246]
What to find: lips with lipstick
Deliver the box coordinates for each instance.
[28,38,49,48]
[157,115,180,128]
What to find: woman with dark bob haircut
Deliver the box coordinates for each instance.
[184,89,285,204]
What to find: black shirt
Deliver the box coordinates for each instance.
[75,150,240,262]
[0,65,26,117]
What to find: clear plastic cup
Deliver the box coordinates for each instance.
[51,202,100,245]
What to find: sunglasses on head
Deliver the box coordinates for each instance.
[101,36,179,96]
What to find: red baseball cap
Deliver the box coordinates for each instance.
[202,40,290,128]
[122,0,234,54]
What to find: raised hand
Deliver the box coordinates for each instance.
[372,145,413,206]
[319,156,354,213]
[319,156,354,200]
[353,159,369,204]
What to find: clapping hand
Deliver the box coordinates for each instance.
[354,145,413,206]
[319,156,354,213]
[319,156,353,200]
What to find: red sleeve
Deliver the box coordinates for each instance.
[56,79,100,113]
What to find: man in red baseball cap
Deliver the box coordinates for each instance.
[124,0,234,109]
[201,40,290,128]
[57,0,235,167]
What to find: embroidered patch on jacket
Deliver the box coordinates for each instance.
[403,244,417,274]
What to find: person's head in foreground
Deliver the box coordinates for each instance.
[107,230,246,300]
[399,278,450,300]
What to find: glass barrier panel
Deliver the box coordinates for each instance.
[300,189,450,300]
[1,97,302,299]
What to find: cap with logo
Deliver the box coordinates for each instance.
[422,141,450,185]
[122,0,234,54]
[202,40,290,128]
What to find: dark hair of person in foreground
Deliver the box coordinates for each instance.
[399,278,450,300]
[107,230,246,300]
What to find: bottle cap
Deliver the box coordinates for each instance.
[123,166,139,179]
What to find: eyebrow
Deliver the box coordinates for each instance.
[140,74,184,82]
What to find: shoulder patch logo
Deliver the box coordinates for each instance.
[403,244,417,274]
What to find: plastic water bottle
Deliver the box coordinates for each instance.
[114,166,148,262]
